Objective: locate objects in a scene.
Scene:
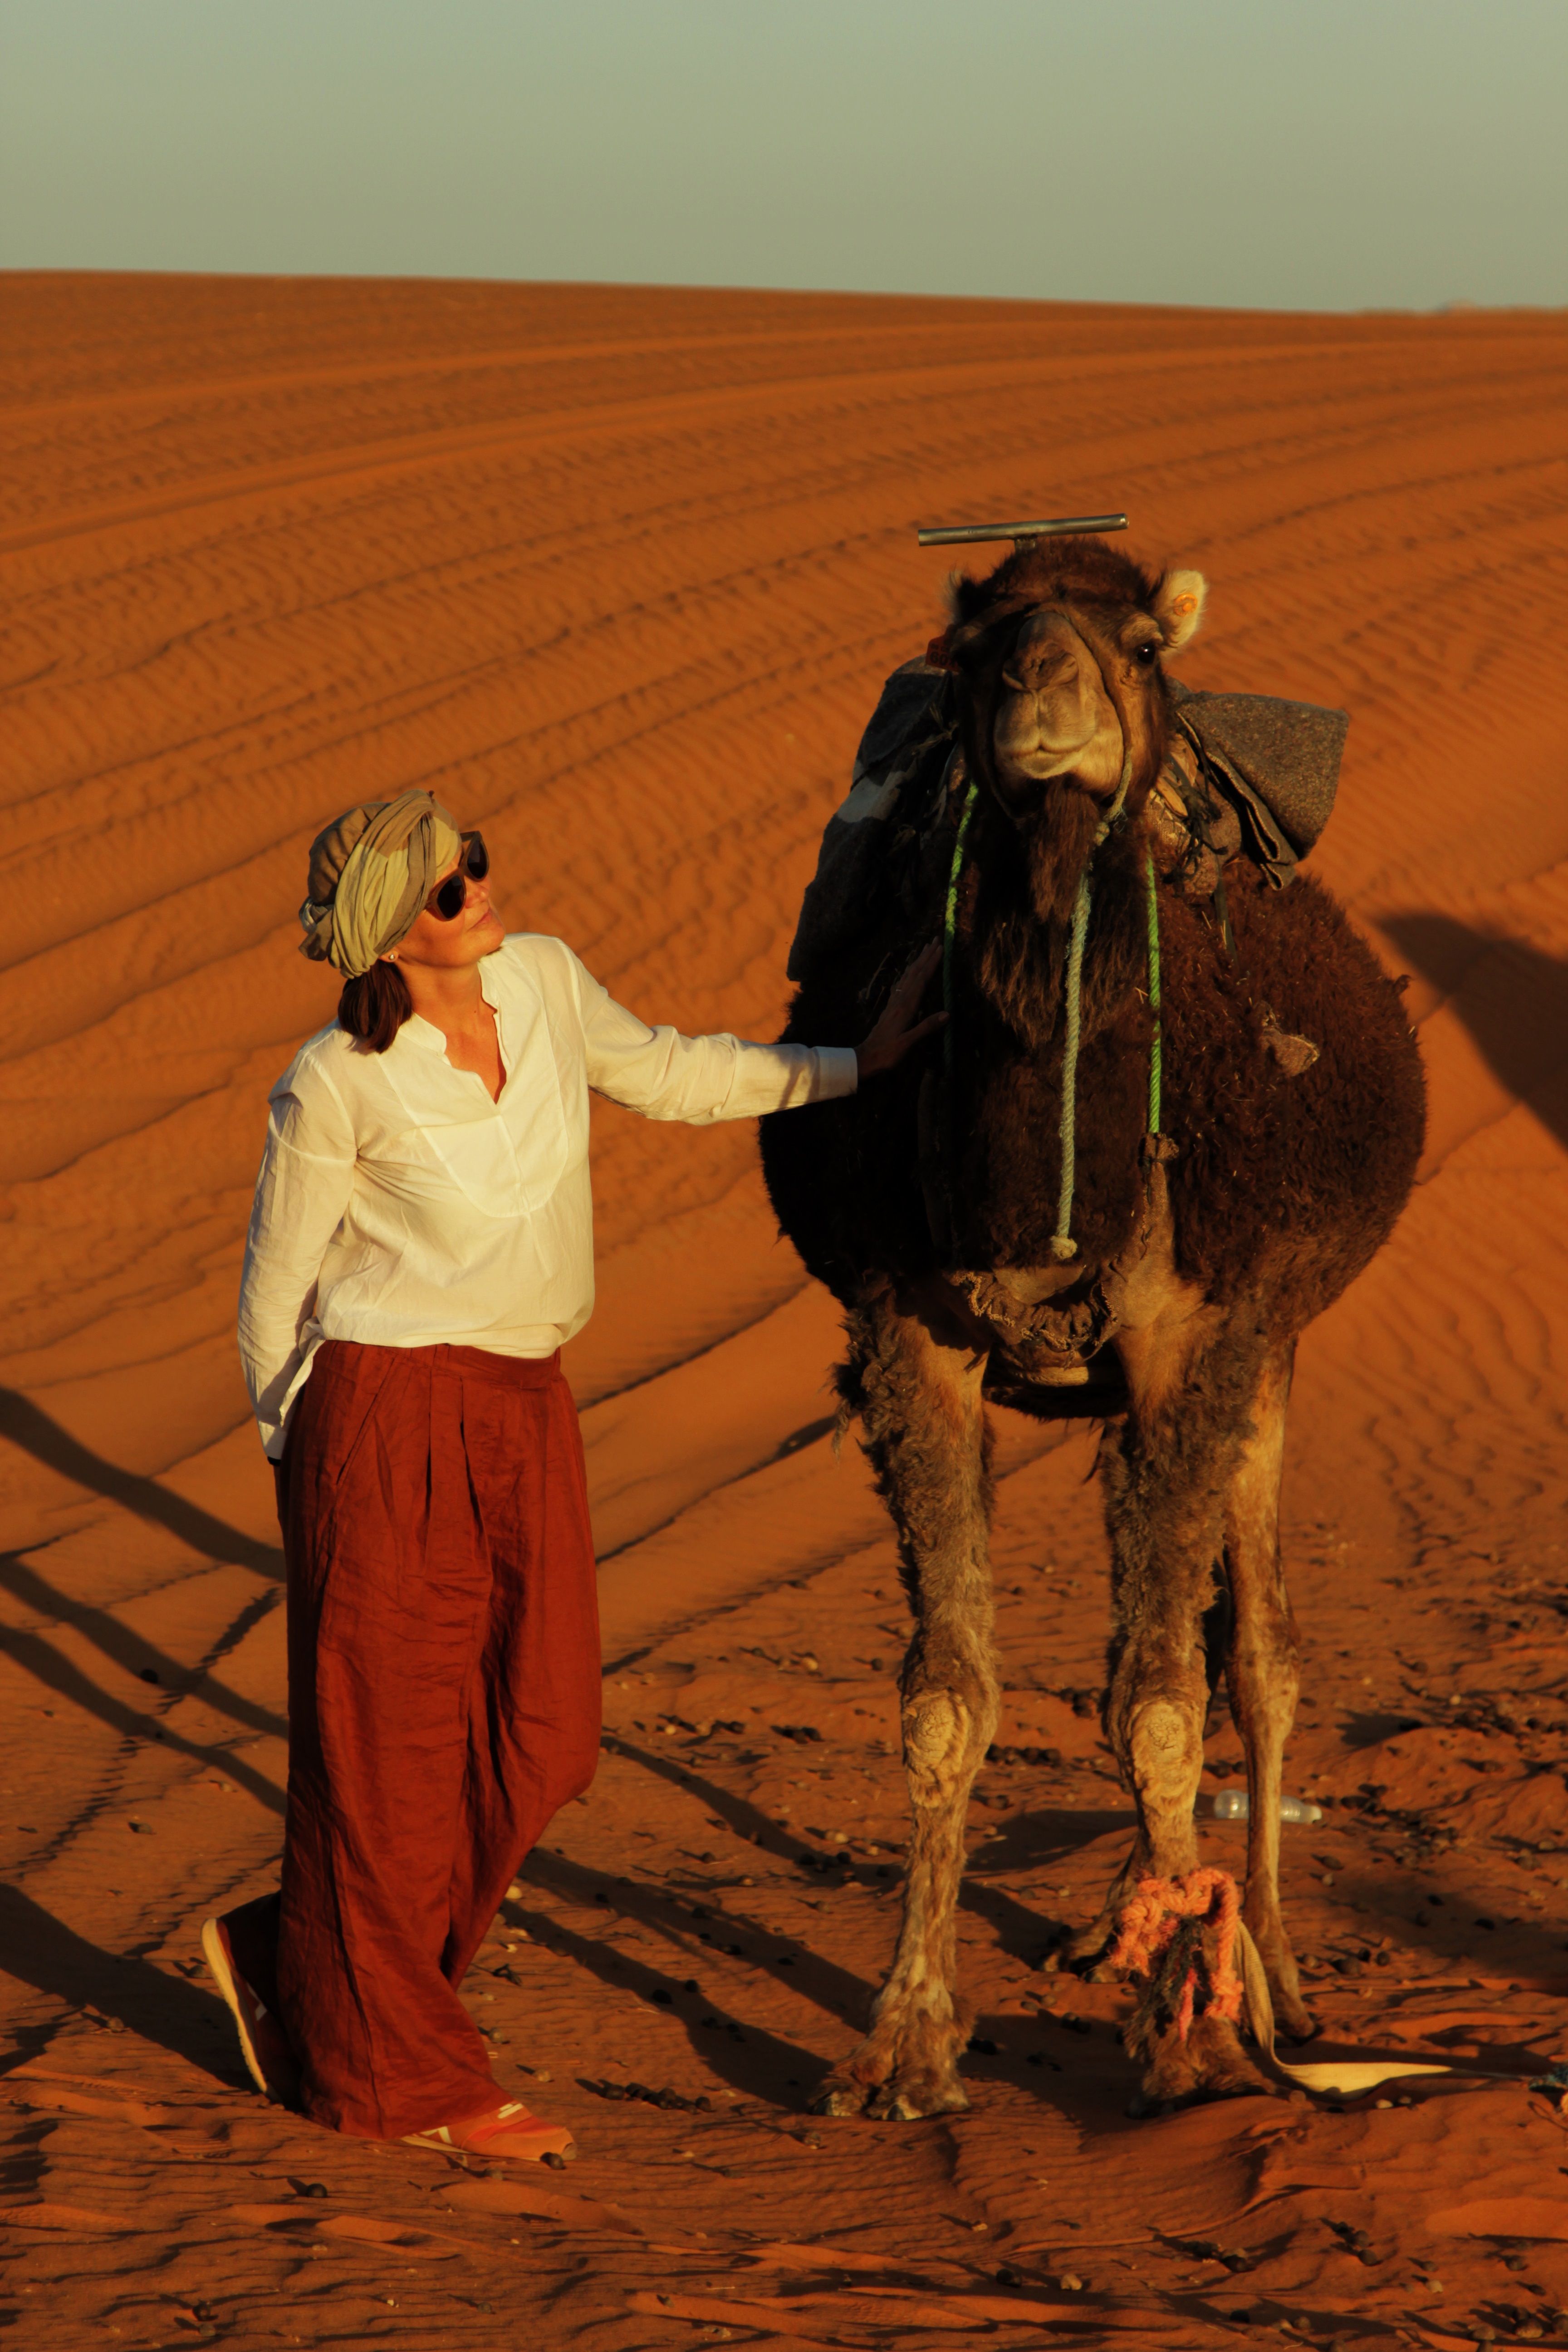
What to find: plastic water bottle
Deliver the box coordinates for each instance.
[1209,1789,1322,1824]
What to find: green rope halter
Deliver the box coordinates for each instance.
[942,777,979,1079]
[1049,755,1132,1260]
[941,754,1163,1265]
[1145,839,1163,1137]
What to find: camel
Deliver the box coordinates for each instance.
[760,535,1425,2116]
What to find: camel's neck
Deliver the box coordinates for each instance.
[966,796,1150,1055]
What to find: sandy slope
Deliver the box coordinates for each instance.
[2,270,1567,2350]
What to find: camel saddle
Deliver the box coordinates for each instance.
[785,660,1347,985]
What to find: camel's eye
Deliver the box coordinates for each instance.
[1133,639,1160,666]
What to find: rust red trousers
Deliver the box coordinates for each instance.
[267,1338,599,2140]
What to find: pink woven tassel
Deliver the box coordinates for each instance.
[1108,1865,1245,2039]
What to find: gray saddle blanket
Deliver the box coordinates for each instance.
[786,660,1348,985]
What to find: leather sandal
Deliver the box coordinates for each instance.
[403,2097,577,2165]
[201,1914,301,2107]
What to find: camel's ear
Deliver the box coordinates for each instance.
[1152,568,1206,652]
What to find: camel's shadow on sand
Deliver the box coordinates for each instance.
[1384,913,1568,1148]
[568,1735,1568,2124]
[555,1734,1148,2120]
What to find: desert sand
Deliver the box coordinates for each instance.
[2,270,1567,2350]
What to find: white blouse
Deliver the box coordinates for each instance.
[237,933,856,1458]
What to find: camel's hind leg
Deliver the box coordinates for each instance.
[1222,1341,1316,2042]
[811,1280,997,2122]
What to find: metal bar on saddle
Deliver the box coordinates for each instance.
[916,514,1128,548]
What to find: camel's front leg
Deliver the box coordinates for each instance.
[1223,1343,1316,2042]
[811,1282,997,2122]
[1099,1307,1275,2108]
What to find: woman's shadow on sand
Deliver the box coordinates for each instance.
[0,1882,243,2086]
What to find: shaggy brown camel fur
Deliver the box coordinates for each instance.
[760,537,1425,2116]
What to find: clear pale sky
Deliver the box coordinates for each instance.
[1,0,1563,311]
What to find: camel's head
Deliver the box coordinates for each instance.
[942,538,1206,823]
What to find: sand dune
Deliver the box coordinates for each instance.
[2,270,1567,2348]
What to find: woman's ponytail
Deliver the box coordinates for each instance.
[338,960,413,1053]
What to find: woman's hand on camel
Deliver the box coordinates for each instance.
[855,939,948,1082]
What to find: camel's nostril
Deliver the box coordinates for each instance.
[1001,669,1028,693]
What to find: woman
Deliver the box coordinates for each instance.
[204,788,940,2166]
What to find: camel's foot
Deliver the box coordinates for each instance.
[1056,1849,1144,1980]
[1130,2011,1276,2112]
[1058,1902,1125,1982]
[1248,1919,1317,2043]
[808,2011,970,2121]
[1268,1980,1318,2044]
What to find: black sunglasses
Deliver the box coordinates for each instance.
[427,832,490,921]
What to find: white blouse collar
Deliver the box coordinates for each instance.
[397,952,509,1062]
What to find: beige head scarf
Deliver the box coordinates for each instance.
[298,789,463,979]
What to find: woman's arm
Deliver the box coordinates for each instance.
[237,1059,357,1459]
[573,941,943,1126]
